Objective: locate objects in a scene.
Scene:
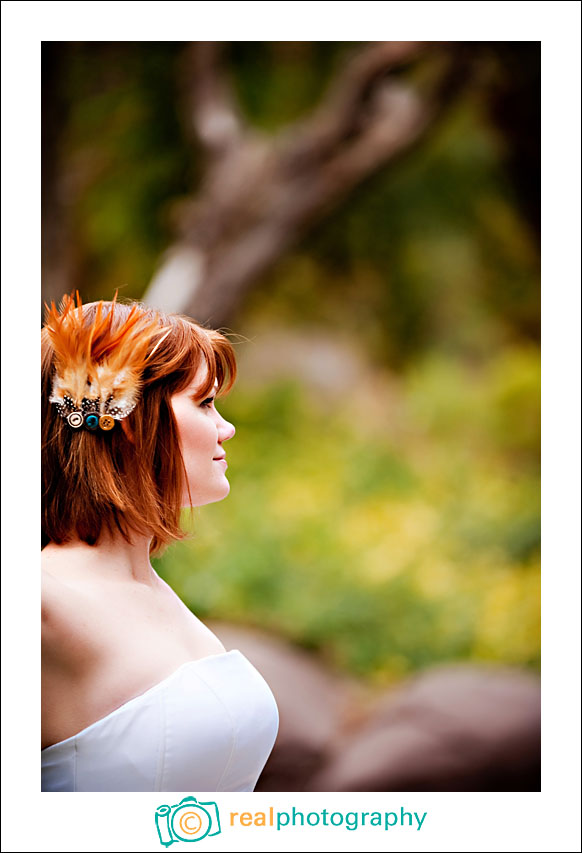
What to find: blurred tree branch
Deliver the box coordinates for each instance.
[186,41,245,157]
[144,41,473,325]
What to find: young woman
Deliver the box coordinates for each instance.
[41,293,279,792]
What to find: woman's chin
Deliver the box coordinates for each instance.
[183,483,231,508]
[220,479,231,499]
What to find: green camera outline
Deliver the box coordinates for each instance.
[155,796,222,847]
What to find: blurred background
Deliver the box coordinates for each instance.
[42,41,540,791]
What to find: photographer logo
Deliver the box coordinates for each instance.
[155,796,222,846]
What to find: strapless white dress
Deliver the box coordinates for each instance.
[41,649,279,792]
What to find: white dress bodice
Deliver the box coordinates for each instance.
[41,649,279,792]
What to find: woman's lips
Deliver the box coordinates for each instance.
[213,458,227,468]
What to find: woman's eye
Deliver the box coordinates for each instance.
[200,397,215,408]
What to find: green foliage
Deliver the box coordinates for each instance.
[241,88,539,369]
[60,43,194,300]
[226,42,361,129]
[154,345,540,683]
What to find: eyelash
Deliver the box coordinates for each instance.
[199,397,215,408]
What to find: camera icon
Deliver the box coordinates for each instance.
[155,796,221,846]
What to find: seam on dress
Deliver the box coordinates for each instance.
[73,739,78,792]
[154,690,166,791]
[195,672,238,791]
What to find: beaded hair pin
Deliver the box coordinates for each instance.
[44,292,170,432]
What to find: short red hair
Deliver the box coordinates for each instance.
[42,297,237,555]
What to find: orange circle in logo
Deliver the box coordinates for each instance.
[179,810,202,836]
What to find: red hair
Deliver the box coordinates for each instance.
[42,297,237,555]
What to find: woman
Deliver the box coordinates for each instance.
[41,293,279,792]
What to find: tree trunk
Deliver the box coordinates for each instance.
[143,42,473,327]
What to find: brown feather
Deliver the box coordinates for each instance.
[45,293,168,417]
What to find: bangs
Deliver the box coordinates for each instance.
[192,327,238,401]
[142,314,237,400]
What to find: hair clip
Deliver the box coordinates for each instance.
[44,292,168,432]
[54,394,125,431]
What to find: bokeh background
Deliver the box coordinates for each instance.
[42,41,540,790]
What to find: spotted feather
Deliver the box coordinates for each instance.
[45,292,169,419]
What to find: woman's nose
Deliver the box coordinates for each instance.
[218,415,235,442]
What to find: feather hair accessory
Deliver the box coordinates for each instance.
[44,291,170,431]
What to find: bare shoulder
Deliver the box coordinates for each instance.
[41,565,66,618]
[41,560,79,622]
[41,565,67,632]
[41,562,98,671]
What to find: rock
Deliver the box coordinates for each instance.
[310,663,541,791]
[208,625,540,791]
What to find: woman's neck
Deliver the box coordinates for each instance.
[41,530,158,587]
